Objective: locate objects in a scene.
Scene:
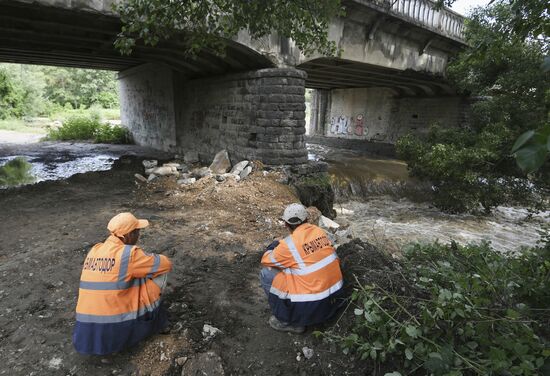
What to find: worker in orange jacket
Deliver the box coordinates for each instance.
[260,203,344,333]
[73,212,172,355]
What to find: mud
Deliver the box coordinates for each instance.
[0,156,365,376]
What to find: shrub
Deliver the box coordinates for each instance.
[93,123,131,144]
[324,241,550,375]
[0,157,35,186]
[46,115,130,144]
[46,115,100,140]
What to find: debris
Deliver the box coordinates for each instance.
[181,352,224,376]
[319,215,340,230]
[192,167,212,179]
[147,174,157,182]
[175,356,188,366]
[151,166,179,176]
[160,352,168,361]
[184,151,199,164]
[306,206,322,226]
[209,150,232,174]
[230,160,249,175]
[178,178,196,185]
[142,160,158,169]
[48,357,62,370]
[239,166,253,180]
[202,324,222,340]
[302,346,314,360]
[134,173,148,183]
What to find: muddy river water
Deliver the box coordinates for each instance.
[0,139,547,252]
[308,143,549,252]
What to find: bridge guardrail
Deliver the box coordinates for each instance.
[366,0,466,41]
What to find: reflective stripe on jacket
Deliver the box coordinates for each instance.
[73,235,172,355]
[261,223,344,326]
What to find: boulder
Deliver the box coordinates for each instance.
[192,167,212,179]
[230,160,249,175]
[142,160,157,169]
[151,166,178,176]
[239,166,253,180]
[184,151,199,164]
[209,150,232,174]
[134,173,148,183]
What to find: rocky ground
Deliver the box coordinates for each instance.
[0,155,368,376]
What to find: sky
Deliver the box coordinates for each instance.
[450,0,492,16]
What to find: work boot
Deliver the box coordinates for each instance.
[268,315,305,334]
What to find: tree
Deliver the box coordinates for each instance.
[396,1,549,212]
[114,0,343,57]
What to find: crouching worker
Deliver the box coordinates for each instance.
[260,203,344,333]
[73,212,172,355]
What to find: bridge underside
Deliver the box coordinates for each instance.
[0,0,273,76]
[299,58,454,96]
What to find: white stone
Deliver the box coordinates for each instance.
[239,166,253,180]
[134,173,147,183]
[142,160,157,169]
[147,174,157,182]
[202,324,222,339]
[163,162,181,168]
[209,150,232,174]
[151,166,178,176]
[175,356,188,366]
[230,160,249,175]
[178,178,196,185]
[48,357,63,370]
[319,215,340,230]
[302,347,314,360]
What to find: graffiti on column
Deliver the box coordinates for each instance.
[330,116,337,134]
[354,114,365,136]
[337,115,348,134]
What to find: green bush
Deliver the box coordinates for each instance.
[46,115,100,140]
[46,115,130,144]
[325,242,550,376]
[93,123,131,144]
[0,157,35,186]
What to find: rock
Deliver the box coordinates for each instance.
[239,166,253,180]
[142,160,158,169]
[151,166,178,176]
[336,228,352,239]
[147,174,157,182]
[184,151,199,164]
[230,160,249,175]
[306,206,322,226]
[215,175,226,182]
[181,352,224,376]
[144,168,154,175]
[178,178,196,185]
[302,347,314,360]
[163,162,181,169]
[319,215,340,230]
[209,150,232,174]
[192,167,212,179]
[175,357,188,366]
[202,324,222,340]
[178,165,189,173]
[134,173,147,183]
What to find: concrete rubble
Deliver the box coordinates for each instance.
[139,150,254,187]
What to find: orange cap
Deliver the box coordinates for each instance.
[107,212,149,237]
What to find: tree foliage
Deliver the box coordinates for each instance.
[114,0,343,57]
[0,64,119,119]
[397,1,549,212]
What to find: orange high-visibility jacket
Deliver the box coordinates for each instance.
[261,223,344,326]
[73,235,172,355]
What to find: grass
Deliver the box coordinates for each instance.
[0,119,47,134]
[45,114,130,144]
[0,157,35,186]
[49,107,120,122]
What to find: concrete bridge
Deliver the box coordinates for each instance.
[0,0,467,164]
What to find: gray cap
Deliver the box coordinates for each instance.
[282,203,308,225]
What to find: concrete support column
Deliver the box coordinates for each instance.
[118,64,177,151]
[175,68,308,165]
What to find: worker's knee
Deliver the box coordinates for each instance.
[259,267,277,296]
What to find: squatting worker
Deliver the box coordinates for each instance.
[73,212,172,355]
[260,203,344,333]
